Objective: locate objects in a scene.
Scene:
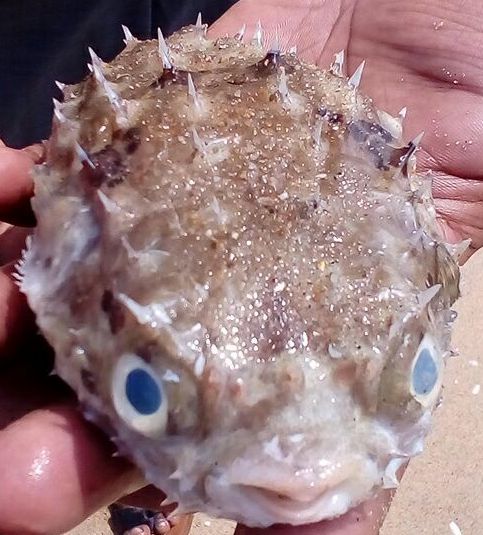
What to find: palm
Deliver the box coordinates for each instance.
[211,0,483,253]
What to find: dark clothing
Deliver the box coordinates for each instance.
[0,0,237,147]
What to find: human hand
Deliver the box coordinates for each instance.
[1,1,482,533]
[211,0,483,257]
[0,144,156,535]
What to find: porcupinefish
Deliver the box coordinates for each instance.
[19,20,464,527]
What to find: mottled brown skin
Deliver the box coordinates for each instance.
[21,25,459,527]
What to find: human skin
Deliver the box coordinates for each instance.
[0,0,482,533]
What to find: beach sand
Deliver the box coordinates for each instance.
[68,249,483,535]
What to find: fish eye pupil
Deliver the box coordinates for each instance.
[125,368,162,415]
[413,348,438,395]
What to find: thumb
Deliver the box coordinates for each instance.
[0,143,45,226]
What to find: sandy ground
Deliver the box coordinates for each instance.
[68,249,483,535]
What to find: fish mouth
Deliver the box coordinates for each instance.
[204,457,378,527]
[205,479,355,527]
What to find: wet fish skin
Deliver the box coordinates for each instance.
[19,23,463,527]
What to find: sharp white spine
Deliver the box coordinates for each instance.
[348,60,365,89]
[235,24,246,41]
[417,284,441,308]
[75,143,95,169]
[187,73,201,109]
[191,127,206,154]
[278,67,290,102]
[121,24,134,44]
[157,27,172,69]
[330,50,345,77]
[252,20,263,47]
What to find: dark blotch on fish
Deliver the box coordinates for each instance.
[101,289,126,333]
[150,68,189,89]
[257,51,295,74]
[121,127,141,155]
[81,146,124,188]
[81,367,97,394]
[348,119,405,170]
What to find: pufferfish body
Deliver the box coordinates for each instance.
[19,21,463,527]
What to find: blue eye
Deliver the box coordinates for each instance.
[125,368,162,415]
[410,335,441,406]
[111,354,168,436]
[412,348,438,396]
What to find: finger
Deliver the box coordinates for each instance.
[0,402,142,535]
[236,490,394,535]
[0,263,38,358]
[118,485,194,534]
[432,174,483,253]
[0,144,44,226]
[209,7,280,46]
[208,0,343,65]
[0,225,31,265]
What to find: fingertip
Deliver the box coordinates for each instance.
[0,146,41,226]
[0,403,140,535]
[0,225,31,265]
[0,263,37,358]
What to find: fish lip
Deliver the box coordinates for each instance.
[233,482,325,505]
[234,483,338,519]
[204,476,357,527]
[228,473,328,504]
[203,452,380,526]
[222,454,360,502]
